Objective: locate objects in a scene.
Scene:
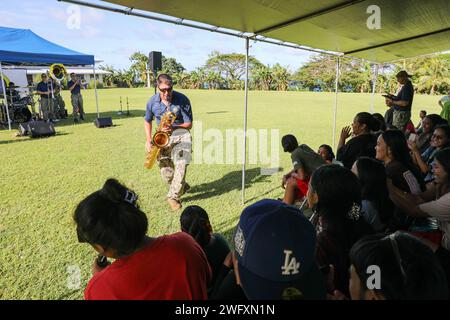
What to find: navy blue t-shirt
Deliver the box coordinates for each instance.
[393,80,414,111]
[145,91,193,125]
[67,80,81,95]
[36,81,50,98]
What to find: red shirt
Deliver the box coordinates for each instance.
[85,232,211,300]
[295,177,310,199]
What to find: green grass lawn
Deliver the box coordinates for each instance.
[0,88,441,299]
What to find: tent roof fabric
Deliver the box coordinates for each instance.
[103,0,450,62]
[0,26,95,65]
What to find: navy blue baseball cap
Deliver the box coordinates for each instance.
[234,199,326,300]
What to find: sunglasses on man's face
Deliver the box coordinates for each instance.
[159,87,173,93]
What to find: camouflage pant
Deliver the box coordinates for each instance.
[157,129,192,201]
[40,98,55,121]
[54,94,66,118]
[392,110,411,133]
[71,93,84,119]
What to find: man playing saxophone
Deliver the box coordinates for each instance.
[144,74,193,211]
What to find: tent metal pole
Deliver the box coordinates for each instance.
[332,56,340,149]
[370,64,379,113]
[0,61,12,131]
[93,63,99,118]
[242,37,249,205]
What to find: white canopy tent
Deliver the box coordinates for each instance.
[59,0,450,202]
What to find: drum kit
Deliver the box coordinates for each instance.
[0,86,36,125]
[0,63,69,127]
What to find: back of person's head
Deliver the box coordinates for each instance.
[420,110,427,117]
[355,157,394,224]
[355,112,380,133]
[309,165,372,246]
[350,232,449,300]
[372,113,386,132]
[318,144,335,162]
[180,205,212,248]
[281,134,299,153]
[234,199,326,299]
[74,179,148,257]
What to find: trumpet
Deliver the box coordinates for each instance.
[144,109,177,169]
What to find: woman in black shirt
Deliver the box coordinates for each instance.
[337,112,379,168]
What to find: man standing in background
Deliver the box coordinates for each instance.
[67,73,84,123]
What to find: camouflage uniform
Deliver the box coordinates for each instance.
[71,93,84,120]
[40,97,55,121]
[157,128,192,201]
[392,110,411,133]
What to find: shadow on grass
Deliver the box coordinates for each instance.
[183,167,272,202]
[0,132,71,145]
[46,110,145,128]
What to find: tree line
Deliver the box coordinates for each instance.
[99,51,449,95]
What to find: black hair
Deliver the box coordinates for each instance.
[355,112,380,132]
[420,110,427,116]
[180,205,212,248]
[310,165,373,248]
[355,157,394,224]
[74,178,148,256]
[371,113,387,132]
[381,130,424,190]
[318,144,335,161]
[281,134,299,153]
[157,73,173,86]
[435,147,450,183]
[425,114,447,129]
[350,232,448,300]
[70,73,76,77]
[434,125,450,148]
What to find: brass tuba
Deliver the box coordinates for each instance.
[49,63,67,83]
[144,109,177,169]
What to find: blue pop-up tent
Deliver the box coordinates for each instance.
[0,26,99,130]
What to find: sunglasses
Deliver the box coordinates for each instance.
[159,87,173,93]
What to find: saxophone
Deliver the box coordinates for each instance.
[144,109,177,169]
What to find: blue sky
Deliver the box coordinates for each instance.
[1,0,315,71]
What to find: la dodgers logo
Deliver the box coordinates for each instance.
[281,250,300,275]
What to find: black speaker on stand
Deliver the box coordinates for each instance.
[149,51,162,94]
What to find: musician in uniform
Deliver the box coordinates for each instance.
[144,74,193,211]
[36,73,55,122]
[68,73,84,123]
[52,81,67,119]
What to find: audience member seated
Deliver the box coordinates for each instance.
[336,112,379,169]
[387,147,450,292]
[228,199,327,299]
[281,134,326,206]
[372,113,387,134]
[352,157,394,232]
[415,110,427,134]
[318,144,342,165]
[74,179,211,300]
[180,205,230,297]
[415,114,447,153]
[375,130,425,230]
[307,165,373,297]
[348,232,448,300]
[409,124,450,183]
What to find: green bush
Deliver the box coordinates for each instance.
[88,79,104,89]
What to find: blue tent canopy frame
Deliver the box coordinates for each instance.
[0,26,99,130]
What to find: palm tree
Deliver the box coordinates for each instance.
[416,56,450,94]
[271,64,290,91]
